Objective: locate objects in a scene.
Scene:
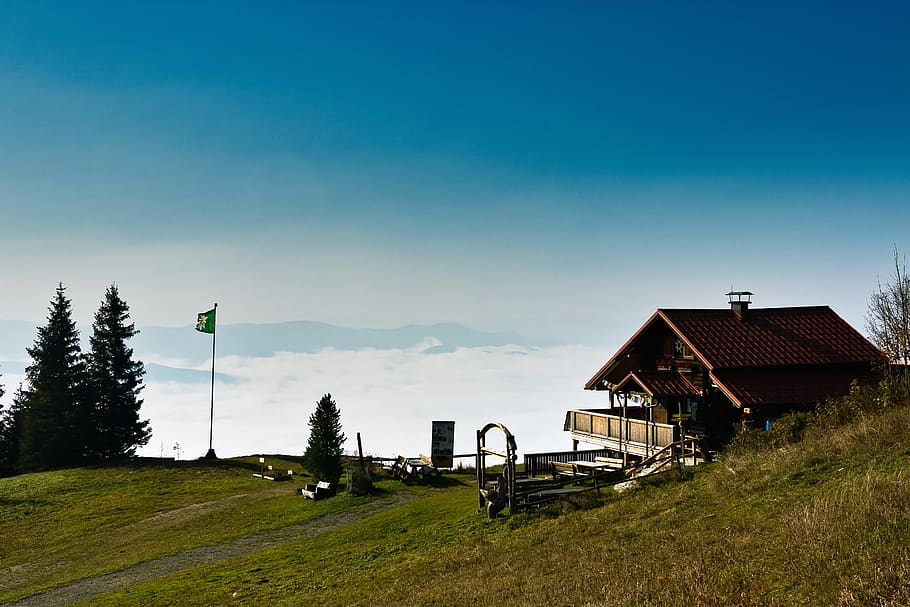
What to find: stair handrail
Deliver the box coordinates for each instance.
[626,436,705,477]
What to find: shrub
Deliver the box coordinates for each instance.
[347,466,374,496]
[817,380,884,427]
[766,411,814,448]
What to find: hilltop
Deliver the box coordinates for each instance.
[1,396,908,606]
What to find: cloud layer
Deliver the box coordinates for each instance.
[137,343,608,462]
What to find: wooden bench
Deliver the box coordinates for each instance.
[299,481,335,500]
[551,459,624,479]
[550,461,589,478]
[594,456,625,469]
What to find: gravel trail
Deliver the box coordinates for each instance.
[5,492,415,607]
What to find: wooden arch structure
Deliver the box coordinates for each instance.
[476,422,518,518]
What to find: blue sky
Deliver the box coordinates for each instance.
[2,1,909,344]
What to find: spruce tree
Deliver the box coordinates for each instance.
[87,284,150,460]
[0,376,10,475]
[18,284,93,471]
[0,385,24,476]
[303,393,346,486]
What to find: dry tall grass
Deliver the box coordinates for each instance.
[371,397,910,607]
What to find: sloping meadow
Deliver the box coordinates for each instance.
[1,401,908,606]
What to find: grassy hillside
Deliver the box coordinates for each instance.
[1,402,909,606]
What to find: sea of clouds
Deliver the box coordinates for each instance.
[0,320,615,463]
[137,341,608,462]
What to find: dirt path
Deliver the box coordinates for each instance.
[6,492,415,607]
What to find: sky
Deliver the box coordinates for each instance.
[1,2,909,458]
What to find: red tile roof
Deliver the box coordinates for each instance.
[659,306,883,369]
[585,305,885,408]
[710,366,874,407]
[615,370,701,398]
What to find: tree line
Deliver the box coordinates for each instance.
[0,283,149,476]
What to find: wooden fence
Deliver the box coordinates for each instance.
[522,447,614,478]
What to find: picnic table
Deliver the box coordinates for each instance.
[550,459,615,478]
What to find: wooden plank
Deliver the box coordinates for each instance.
[480,447,507,458]
[550,461,588,478]
[594,456,625,467]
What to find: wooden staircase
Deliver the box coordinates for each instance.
[625,436,709,478]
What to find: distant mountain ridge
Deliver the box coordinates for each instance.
[0,319,551,367]
[134,320,549,363]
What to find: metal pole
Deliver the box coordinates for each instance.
[206,302,217,459]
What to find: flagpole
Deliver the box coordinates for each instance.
[206,302,218,459]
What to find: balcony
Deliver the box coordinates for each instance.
[564,408,678,457]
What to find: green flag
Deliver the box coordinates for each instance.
[195,308,216,334]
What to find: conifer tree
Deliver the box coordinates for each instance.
[87,284,150,459]
[18,284,93,471]
[0,376,10,475]
[0,385,24,477]
[303,393,346,485]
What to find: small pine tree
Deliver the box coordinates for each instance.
[303,393,346,486]
[0,376,10,475]
[87,284,150,460]
[18,284,94,471]
[0,385,24,477]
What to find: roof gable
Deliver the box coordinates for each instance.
[584,310,662,390]
[615,370,701,398]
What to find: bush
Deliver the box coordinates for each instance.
[765,411,814,448]
[816,380,884,427]
[880,365,910,406]
[346,466,374,496]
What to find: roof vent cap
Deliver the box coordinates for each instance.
[726,290,753,319]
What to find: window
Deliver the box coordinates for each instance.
[664,337,674,358]
[665,336,696,362]
[675,338,694,359]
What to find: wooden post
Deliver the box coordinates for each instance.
[646,405,650,457]
[622,393,628,467]
[476,429,485,512]
[677,400,684,469]
[357,432,366,473]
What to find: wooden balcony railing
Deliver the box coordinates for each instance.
[566,409,678,456]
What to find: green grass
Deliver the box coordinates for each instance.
[2,402,910,606]
[0,456,399,603]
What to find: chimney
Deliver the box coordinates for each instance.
[726,290,753,319]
